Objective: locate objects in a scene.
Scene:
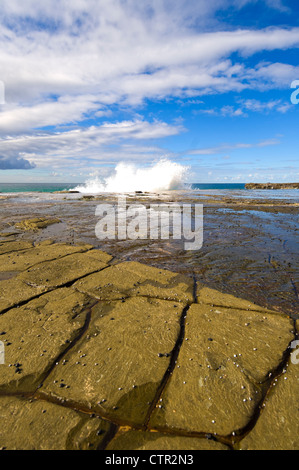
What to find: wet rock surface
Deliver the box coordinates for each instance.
[239,359,299,450]
[1,190,297,317]
[73,261,194,303]
[149,303,294,436]
[40,297,184,426]
[0,288,94,394]
[0,238,298,450]
[0,395,112,450]
[15,217,61,231]
[106,429,229,450]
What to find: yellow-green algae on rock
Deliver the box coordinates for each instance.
[239,359,299,450]
[15,217,61,231]
[40,297,185,425]
[74,261,194,303]
[239,320,299,450]
[0,240,33,255]
[149,303,294,436]
[0,238,298,450]
[0,242,96,272]
[106,429,229,450]
[0,396,112,450]
[0,248,110,313]
[0,288,94,394]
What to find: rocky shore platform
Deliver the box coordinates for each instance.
[0,235,298,450]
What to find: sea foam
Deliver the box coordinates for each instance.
[73,159,189,193]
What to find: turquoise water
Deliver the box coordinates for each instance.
[0,182,246,193]
[191,183,246,190]
[0,183,298,203]
[0,183,79,193]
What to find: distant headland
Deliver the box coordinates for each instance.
[245,183,299,190]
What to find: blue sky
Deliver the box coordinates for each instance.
[0,0,298,183]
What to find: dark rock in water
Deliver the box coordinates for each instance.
[245,183,299,190]
[53,190,80,194]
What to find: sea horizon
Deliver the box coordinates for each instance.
[0,182,247,193]
[1,181,299,194]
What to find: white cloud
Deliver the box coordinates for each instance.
[197,97,293,117]
[0,95,103,133]
[0,3,299,112]
[247,62,299,87]
[0,1,297,171]
[239,98,293,114]
[189,138,281,155]
[0,119,183,169]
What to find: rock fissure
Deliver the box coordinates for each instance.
[0,239,297,450]
[0,264,111,316]
[144,303,191,429]
[233,334,298,448]
[35,299,98,392]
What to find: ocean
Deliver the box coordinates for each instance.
[0,162,296,195]
[1,183,298,203]
[0,182,247,193]
[0,183,77,193]
[0,178,298,315]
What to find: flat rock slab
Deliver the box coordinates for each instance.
[40,297,184,426]
[0,232,18,238]
[197,286,279,313]
[0,240,33,255]
[0,396,112,450]
[0,239,297,450]
[0,250,109,313]
[239,357,299,450]
[15,218,61,231]
[17,252,108,289]
[107,430,229,450]
[149,303,294,436]
[74,261,194,303]
[0,288,94,393]
[0,243,93,272]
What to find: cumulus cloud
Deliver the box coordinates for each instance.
[1,3,298,112]
[0,155,36,170]
[0,0,297,172]
[0,119,183,169]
